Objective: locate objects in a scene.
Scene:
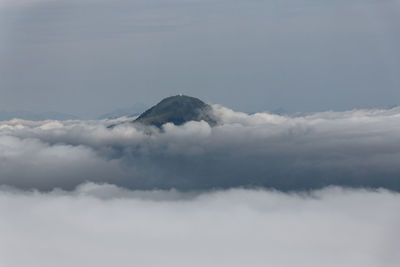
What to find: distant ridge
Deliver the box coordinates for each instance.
[98,103,148,119]
[0,110,78,121]
[134,95,216,127]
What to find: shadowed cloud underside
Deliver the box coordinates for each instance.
[1,104,400,191]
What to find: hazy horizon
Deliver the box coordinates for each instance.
[0,95,399,120]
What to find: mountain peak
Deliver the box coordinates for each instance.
[134,95,216,127]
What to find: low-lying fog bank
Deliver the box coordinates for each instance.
[1,184,399,267]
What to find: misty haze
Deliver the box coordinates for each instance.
[1,0,400,267]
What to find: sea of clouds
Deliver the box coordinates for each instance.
[2,105,400,266]
[1,184,399,267]
[1,105,400,191]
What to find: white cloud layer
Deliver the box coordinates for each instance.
[0,106,399,190]
[1,106,400,190]
[1,184,399,267]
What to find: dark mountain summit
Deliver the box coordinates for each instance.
[134,95,216,127]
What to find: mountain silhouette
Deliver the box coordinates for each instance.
[134,95,216,127]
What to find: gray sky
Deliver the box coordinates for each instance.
[1,0,400,118]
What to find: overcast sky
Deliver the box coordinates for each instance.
[1,0,400,117]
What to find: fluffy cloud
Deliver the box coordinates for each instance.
[1,184,399,267]
[1,106,400,191]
